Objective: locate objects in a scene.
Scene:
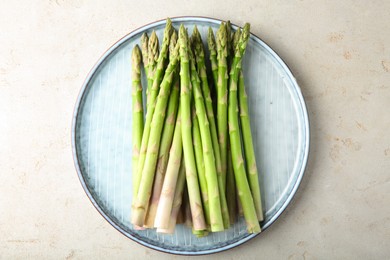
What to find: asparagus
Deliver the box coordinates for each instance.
[192,26,222,179]
[239,71,263,221]
[140,33,149,105]
[154,107,182,229]
[189,43,225,232]
[157,157,186,233]
[226,20,232,67]
[226,141,237,224]
[131,38,179,226]
[226,27,242,224]
[178,25,206,231]
[228,23,260,233]
[207,27,218,90]
[144,31,179,228]
[232,28,241,57]
[134,19,172,199]
[146,31,159,103]
[216,23,229,188]
[192,107,210,227]
[131,45,144,196]
[191,27,230,229]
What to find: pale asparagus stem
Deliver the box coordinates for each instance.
[144,31,179,228]
[189,44,225,232]
[207,27,218,91]
[157,158,186,234]
[131,45,144,196]
[179,25,206,231]
[216,23,229,189]
[131,40,179,227]
[192,107,210,227]
[228,23,260,233]
[226,141,237,224]
[192,27,229,229]
[239,71,263,221]
[134,19,172,200]
[154,108,183,229]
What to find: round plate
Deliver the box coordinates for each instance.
[72,16,309,255]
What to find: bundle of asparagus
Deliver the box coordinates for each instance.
[130,18,263,236]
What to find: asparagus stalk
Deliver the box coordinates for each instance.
[207,27,219,91]
[239,71,263,221]
[140,33,150,105]
[157,157,186,234]
[131,38,179,227]
[192,27,230,229]
[226,27,242,224]
[131,45,144,196]
[226,141,237,224]
[216,23,229,188]
[134,19,172,199]
[232,28,241,57]
[192,27,222,178]
[189,43,225,232]
[226,20,232,68]
[178,25,206,231]
[144,31,179,228]
[146,31,159,103]
[154,107,182,229]
[228,23,260,233]
[192,107,210,227]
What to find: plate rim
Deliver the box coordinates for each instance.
[71,15,310,255]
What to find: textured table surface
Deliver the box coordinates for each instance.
[1,1,389,259]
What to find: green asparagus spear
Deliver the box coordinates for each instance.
[146,31,159,103]
[239,71,263,221]
[228,23,260,233]
[207,27,218,91]
[144,30,179,228]
[216,23,229,189]
[131,45,144,196]
[226,20,232,67]
[192,27,230,229]
[232,28,241,57]
[192,107,210,227]
[140,33,150,105]
[134,19,172,199]
[131,37,179,227]
[226,141,237,224]
[189,42,225,232]
[178,25,206,231]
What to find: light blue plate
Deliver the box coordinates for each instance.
[72,17,309,255]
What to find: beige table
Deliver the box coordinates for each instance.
[1,1,389,258]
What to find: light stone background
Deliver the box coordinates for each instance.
[1,0,389,259]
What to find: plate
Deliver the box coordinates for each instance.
[72,16,309,255]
